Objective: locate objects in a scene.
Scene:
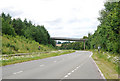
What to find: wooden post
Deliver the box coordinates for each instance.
[84,40,85,50]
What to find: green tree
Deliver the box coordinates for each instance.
[2,13,16,36]
[86,2,120,53]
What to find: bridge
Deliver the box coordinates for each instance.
[50,37,88,50]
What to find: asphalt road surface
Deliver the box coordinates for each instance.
[2,51,104,79]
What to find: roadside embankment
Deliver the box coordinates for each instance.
[91,50,119,79]
[2,34,55,54]
[1,50,75,66]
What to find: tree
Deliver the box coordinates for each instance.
[2,13,16,36]
[57,41,61,44]
[12,18,25,36]
[86,1,120,53]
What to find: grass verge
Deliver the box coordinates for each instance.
[2,34,55,54]
[1,50,75,66]
[91,50,119,79]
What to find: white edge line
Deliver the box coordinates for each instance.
[90,52,106,80]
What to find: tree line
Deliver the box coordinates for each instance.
[59,41,84,50]
[86,1,120,53]
[1,13,56,46]
[57,36,87,50]
[59,1,120,53]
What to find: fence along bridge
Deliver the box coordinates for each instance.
[50,37,88,50]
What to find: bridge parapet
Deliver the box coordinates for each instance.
[50,37,88,41]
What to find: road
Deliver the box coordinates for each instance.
[2,51,104,80]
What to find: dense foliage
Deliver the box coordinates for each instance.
[59,2,120,54]
[86,2,120,53]
[1,13,56,46]
[60,41,84,50]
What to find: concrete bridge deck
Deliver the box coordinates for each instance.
[50,37,87,41]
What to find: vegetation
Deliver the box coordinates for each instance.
[58,36,87,50]
[2,34,55,54]
[1,13,56,46]
[57,2,120,79]
[0,12,75,66]
[92,50,119,79]
[86,2,120,53]
[1,50,75,66]
[60,41,84,50]
[60,1,120,54]
[1,2,119,77]
[88,2,119,79]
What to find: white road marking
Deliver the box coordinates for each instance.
[54,61,57,62]
[67,73,71,75]
[90,52,106,80]
[74,68,77,71]
[71,70,74,72]
[89,52,93,58]
[13,71,23,75]
[64,61,86,79]
[64,72,71,78]
[40,65,44,67]
[64,75,68,78]
[91,56,106,79]
[64,66,80,78]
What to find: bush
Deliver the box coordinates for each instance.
[2,34,55,54]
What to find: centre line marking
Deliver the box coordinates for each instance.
[13,71,23,75]
[40,65,44,67]
[54,61,57,62]
[68,73,71,75]
[64,62,86,79]
[72,70,74,72]
[64,75,68,78]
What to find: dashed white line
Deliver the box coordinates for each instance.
[64,72,72,78]
[64,61,86,79]
[67,73,71,75]
[54,61,57,62]
[40,65,44,67]
[64,66,80,78]
[64,75,68,78]
[13,71,23,75]
[71,70,74,73]
[74,68,77,71]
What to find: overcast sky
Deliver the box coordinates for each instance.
[0,0,105,38]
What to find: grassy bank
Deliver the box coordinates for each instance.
[2,34,55,54]
[1,50,75,66]
[1,34,75,66]
[91,50,119,79]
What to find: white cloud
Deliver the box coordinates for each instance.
[0,0,105,38]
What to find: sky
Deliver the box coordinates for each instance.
[0,0,105,38]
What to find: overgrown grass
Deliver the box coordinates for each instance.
[0,35,2,66]
[91,50,119,79]
[2,34,55,54]
[1,50,75,66]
